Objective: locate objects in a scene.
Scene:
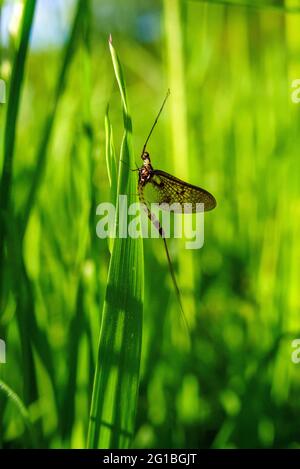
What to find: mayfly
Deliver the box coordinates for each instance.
[137,90,217,333]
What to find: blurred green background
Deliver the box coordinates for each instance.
[1,0,300,449]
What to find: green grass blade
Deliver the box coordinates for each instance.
[0,379,36,446]
[87,37,144,449]
[108,35,129,115]
[105,106,118,253]
[105,106,117,204]
[164,0,197,335]
[20,0,87,238]
[0,0,36,302]
[5,218,57,412]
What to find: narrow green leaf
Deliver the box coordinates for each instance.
[88,37,144,449]
[105,106,118,254]
[20,0,87,238]
[0,379,36,445]
[105,106,117,204]
[0,0,36,301]
[108,35,129,114]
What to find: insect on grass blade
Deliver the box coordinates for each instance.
[137,91,217,334]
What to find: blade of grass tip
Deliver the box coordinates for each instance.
[87,36,144,449]
[108,34,128,116]
[105,105,117,204]
[0,379,37,446]
[20,0,87,239]
[105,106,118,254]
[0,0,36,307]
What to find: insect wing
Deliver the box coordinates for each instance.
[145,170,216,212]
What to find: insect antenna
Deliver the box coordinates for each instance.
[141,89,170,158]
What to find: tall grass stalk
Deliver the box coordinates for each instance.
[87,37,144,449]
[163,0,196,331]
[0,0,36,305]
[20,0,87,238]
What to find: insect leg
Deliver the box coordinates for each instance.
[120,159,139,171]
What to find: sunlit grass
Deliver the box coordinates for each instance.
[87,37,144,449]
[0,0,300,449]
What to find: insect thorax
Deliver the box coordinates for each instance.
[139,156,153,186]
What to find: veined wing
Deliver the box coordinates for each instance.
[145,169,217,212]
